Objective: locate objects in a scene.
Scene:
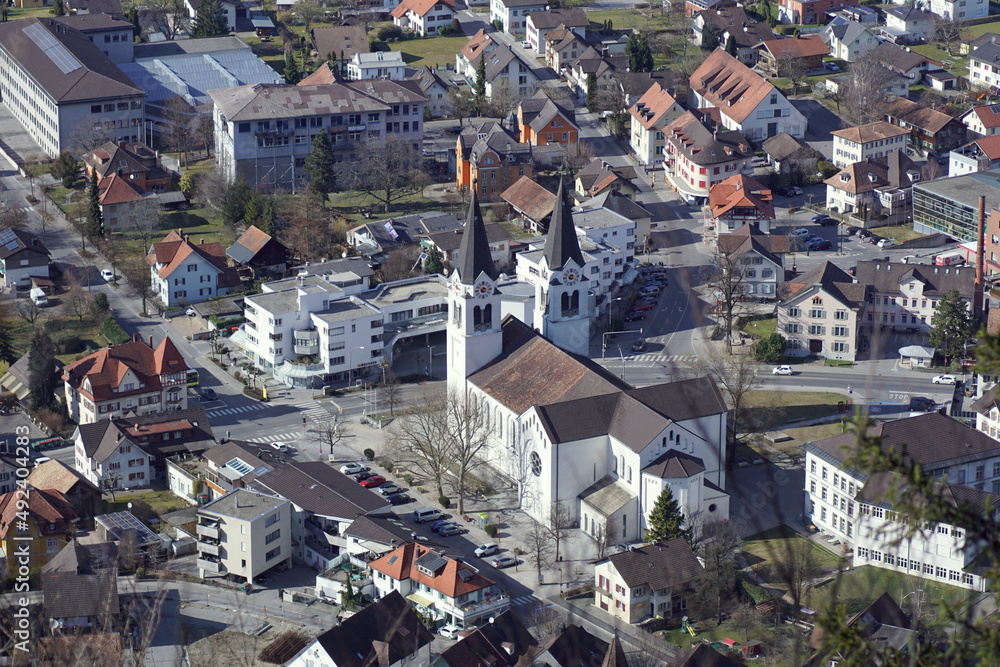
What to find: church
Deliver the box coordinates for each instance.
[446,180,730,544]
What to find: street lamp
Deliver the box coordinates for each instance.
[617,345,626,383]
[348,346,366,384]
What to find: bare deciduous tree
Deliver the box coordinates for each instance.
[561,140,596,175]
[841,55,897,126]
[525,602,562,639]
[523,518,554,579]
[444,87,476,126]
[15,299,44,326]
[441,391,494,515]
[0,207,28,231]
[486,79,522,119]
[294,0,322,32]
[121,255,157,315]
[163,95,196,166]
[934,15,966,56]
[64,274,93,321]
[548,501,573,563]
[377,367,403,416]
[707,252,752,353]
[143,0,189,40]
[118,195,161,250]
[774,44,808,94]
[695,345,759,467]
[377,248,418,283]
[68,114,114,156]
[730,602,761,642]
[386,390,451,498]
[770,537,826,620]
[310,414,345,459]
[594,516,617,560]
[345,135,422,213]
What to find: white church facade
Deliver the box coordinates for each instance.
[446,181,731,544]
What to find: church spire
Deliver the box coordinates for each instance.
[456,185,497,284]
[543,176,584,270]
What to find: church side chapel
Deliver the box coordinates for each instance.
[447,179,730,544]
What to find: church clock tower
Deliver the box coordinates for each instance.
[533,177,591,356]
[447,188,502,396]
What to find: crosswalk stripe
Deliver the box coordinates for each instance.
[249,431,302,443]
[511,595,539,607]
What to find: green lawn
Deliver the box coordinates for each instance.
[587,9,671,31]
[104,490,192,520]
[382,35,469,69]
[242,34,286,75]
[909,43,968,77]
[326,188,454,226]
[966,18,1000,38]
[657,617,774,651]
[805,565,974,617]
[745,391,845,426]
[6,5,55,19]
[876,224,927,244]
[743,525,846,573]
[739,316,776,338]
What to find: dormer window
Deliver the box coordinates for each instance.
[812,297,823,305]
[840,174,849,182]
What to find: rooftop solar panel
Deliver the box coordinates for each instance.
[0,229,16,246]
[23,22,82,75]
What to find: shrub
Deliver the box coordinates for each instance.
[450,18,460,33]
[91,292,110,317]
[438,495,450,509]
[484,523,498,537]
[817,159,837,179]
[377,24,403,41]
[755,332,787,363]
[363,448,376,461]
[740,579,774,604]
[135,566,146,580]
[492,18,503,31]
[101,316,129,345]
[438,24,453,35]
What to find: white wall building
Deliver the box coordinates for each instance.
[831,121,911,167]
[196,489,292,584]
[929,0,987,20]
[347,50,407,80]
[390,0,455,36]
[489,0,547,34]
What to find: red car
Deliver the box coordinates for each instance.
[632,301,655,311]
[360,475,387,488]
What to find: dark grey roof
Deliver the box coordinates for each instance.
[854,260,976,300]
[292,257,374,282]
[762,132,822,162]
[439,609,537,667]
[605,539,703,590]
[626,376,729,422]
[698,6,775,47]
[307,591,433,667]
[858,471,1000,526]
[0,228,49,260]
[64,0,124,13]
[971,42,1000,64]
[354,211,462,251]
[676,644,744,667]
[971,384,1000,414]
[641,450,706,478]
[42,539,118,575]
[250,461,389,519]
[346,513,443,551]
[42,570,119,620]
[0,17,142,103]
[884,5,934,21]
[665,110,753,166]
[455,188,498,283]
[581,191,652,222]
[77,407,215,461]
[526,7,587,29]
[425,222,510,253]
[543,177,585,270]
[531,625,610,666]
[779,261,868,307]
[52,12,133,32]
[717,224,787,267]
[869,41,936,74]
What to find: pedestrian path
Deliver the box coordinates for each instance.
[601,353,698,367]
[510,593,540,608]
[248,431,302,444]
[205,402,269,419]
[295,400,333,423]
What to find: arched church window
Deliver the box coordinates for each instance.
[530,451,542,476]
[571,290,579,311]
[483,304,493,328]
[560,292,569,314]
[473,306,482,327]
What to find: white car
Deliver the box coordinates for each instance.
[340,463,367,475]
[474,542,499,558]
[101,269,115,281]
[439,625,461,640]
[270,442,289,452]
[790,228,811,237]
[877,238,895,248]
[186,308,197,317]
[773,365,793,376]
[520,40,531,50]
[932,375,957,385]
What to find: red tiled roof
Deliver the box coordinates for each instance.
[758,34,828,59]
[969,104,1000,129]
[391,0,453,17]
[709,173,774,220]
[831,121,910,144]
[370,542,496,598]
[460,28,494,64]
[885,96,959,134]
[690,48,778,124]
[299,61,338,86]
[97,172,146,206]
[629,82,681,130]
[233,225,273,254]
[145,231,232,280]
[0,487,76,539]
[62,336,189,402]
[501,176,557,222]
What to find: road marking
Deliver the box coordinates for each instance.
[511,594,539,607]
[205,403,268,418]
[248,431,302,443]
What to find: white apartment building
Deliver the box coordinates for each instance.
[662,111,755,200]
[831,121,911,168]
[346,51,407,80]
[969,42,1000,91]
[853,260,977,334]
[929,0,987,20]
[390,0,455,36]
[196,489,292,584]
[210,81,425,190]
[778,262,867,361]
[147,230,239,309]
[629,82,685,166]
[804,412,1000,592]
[489,0,547,34]
[74,424,153,491]
[0,18,145,158]
[717,225,785,300]
[961,105,1000,139]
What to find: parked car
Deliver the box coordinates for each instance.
[359,475,387,488]
[186,308,197,317]
[868,235,885,245]
[439,524,467,537]
[773,365,794,376]
[340,463,368,475]
[825,62,841,72]
[877,238,895,248]
[786,186,803,196]
[858,229,873,239]
[807,239,832,251]
[845,226,861,236]
[386,492,412,505]
[439,625,461,640]
[378,482,402,495]
[475,542,500,558]
[632,301,655,311]
[632,338,647,352]
[790,228,811,237]
[811,214,836,225]
[353,471,375,482]
[624,311,647,322]
[932,375,957,385]
[201,387,218,401]
[519,40,531,49]
[101,269,115,281]
[908,396,937,412]
[431,519,453,533]
[492,556,518,569]
[446,126,463,134]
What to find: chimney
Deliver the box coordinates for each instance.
[132,332,141,343]
[975,194,986,317]
[148,335,155,349]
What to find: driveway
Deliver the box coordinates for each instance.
[793,97,846,161]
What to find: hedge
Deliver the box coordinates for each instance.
[740,579,775,604]
[101,316,129,345]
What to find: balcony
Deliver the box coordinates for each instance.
[197,557,225,573]
[197,522,220,539]
[294,330,320,356]
[450,594,510,621]
[198,541,220,556]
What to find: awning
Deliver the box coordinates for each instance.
[406,592,435,608]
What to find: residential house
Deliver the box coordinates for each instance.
[0,349,63,406]
[456,32,539,98]
[662,109,755,200]
[853,259,978,335]
[350,210,463,259]
[579,189,655,242]
[249,461,392,570]
[196,488,292,583]
[930,0,988,20]
[456,121,533,199]
[40,540,119,634]
[822,20,879,62]
[594,539,703,623]
[62,333,190,425]
[0,228,50,292]
[489,0,547,35]
[961,104,1000,139]
[949,136,1000,177]
[523,625,628,666]
[689,49,807,141]
[962,32,1000,55]
[84,141,173,193]
[566,48,628,103]
[882,5,936,44]
[310,25,369,66]
[692,7,776,65]
[146,230,240,308]
[0,17,145,158]
[74,407,216,490]
[708,173,775,234]
[544,29,587,72]
[0,487,76,574]
[411,65,451,117]
[778,0,858,24]
[913,170,1000,242]
[391,0,455,36]
[370,541,510,629]
[167,438,281,503]
[64,0,124,14]
[674,645,745,667]
[501,176,558,232]
[761,132,823,180]
[885,96,966,155]
[575,159,639,199]
[717,224,788,299]
[515,92,578,146]
[347,50,407,80]
[804,412,1000,591]
[28,460,102,521]
[96,172,160,232]
[288,591,434,667]
[804,593,915,666]
[183,0,241,32]
[525,8,587,54]
[868,42,941,85]
[423,223,512,270]
[210,80,426,190]
[755,35,828,77]
[291,256,375,293]
[970,42,1000,92]
[629,82,685,166]
[971,381,1000,439]
[824,151,921,222]
[438,609,539,666]
[831,121,910,167]
[225,225,289,277]
[685,0,738,15]
[778,261,868,360]
[342,513,445,560]
[455,28,494,80]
